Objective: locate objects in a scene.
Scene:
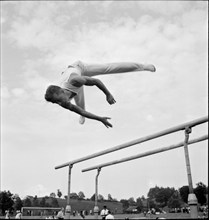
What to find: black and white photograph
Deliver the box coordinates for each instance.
[1,1,208,219]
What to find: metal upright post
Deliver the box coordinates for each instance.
[65,164,73,219]
[94,168,101,219]
[183,127,198,218]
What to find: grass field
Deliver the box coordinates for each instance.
[70,212,206,219]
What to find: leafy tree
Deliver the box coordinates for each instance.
[120,199,129,211]
[12,194,19,201]
[40,197,46,207]
[148,186,161,200]
[90,194,95,201]
[45,202,51,207]
[179,182,208,205]
[159,187,176,207]
[194,182,207,205]
[167,197,181,209]
[78,191,85,200]
[0,191,14,214]
[70,193,79,199]
[141,196,146,201]
[108,194,113,201]
[32,196,39,207]
[13,196,23,212]
[57,189,62,198]
[179,185,189,203]
[167,191,182,209]
[148,186,176,207]
[98,194,104,201]
[128,197,136,205]
[90,193,104,201]
[148,199,157,209]
[51,198,59,207]
[50,193,56,198]
[136,197,143,212]
[23,197,32,207]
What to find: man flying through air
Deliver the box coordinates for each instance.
[45,60,156,128]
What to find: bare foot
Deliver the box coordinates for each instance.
[79,116,85,124]
[144,64,156,72]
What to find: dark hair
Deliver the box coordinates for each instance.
[45,85,62,103]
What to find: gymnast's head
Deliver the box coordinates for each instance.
[45,85,64,104]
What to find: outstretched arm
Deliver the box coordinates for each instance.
[70,75,116,105]
[91,78,116,105]
[60,101,112,128]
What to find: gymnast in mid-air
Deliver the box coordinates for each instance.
[45,60,156,128]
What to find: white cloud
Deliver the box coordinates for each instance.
[146,114,154,122]
[136,1,193,16]
[12,88,26,97]
[1,1,208,200]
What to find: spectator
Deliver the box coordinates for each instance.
[15,210,22,219]
[73,210,76,216]
[80,210,85,219]
[100,206,109,220]
[57,207,65,219]
[106,210,114,219]
[5,210,10,219]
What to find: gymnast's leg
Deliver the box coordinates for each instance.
[73,87,86,124]
[70,60,156,124]
[81,62,156,77]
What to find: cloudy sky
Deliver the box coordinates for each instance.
[1,1,208,201]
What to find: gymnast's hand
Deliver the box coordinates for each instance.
[106,93,116,105]
[100,117,112,128]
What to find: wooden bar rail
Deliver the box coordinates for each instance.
[82,134,208,172]
[55,116,208,170]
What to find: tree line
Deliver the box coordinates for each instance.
[119,182,208,213]
[0,182,208,215]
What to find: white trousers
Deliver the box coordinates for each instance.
[72,60,149,77]
[70,60,154,123]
